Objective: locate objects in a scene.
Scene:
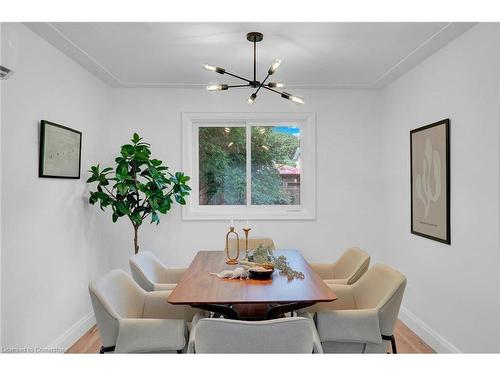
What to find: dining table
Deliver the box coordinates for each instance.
[167,249,337,320]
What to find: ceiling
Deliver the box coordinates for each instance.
[26,22,475,89]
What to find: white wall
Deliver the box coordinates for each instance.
[0,23,112,349]
[380,23,500,353]
[102,88,384,272]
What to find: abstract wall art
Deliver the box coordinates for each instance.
[410,119,450,244]
[39,120,82,179]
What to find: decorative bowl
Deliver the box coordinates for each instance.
[249,267,274,280]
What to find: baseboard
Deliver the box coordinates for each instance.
[399,306,461,353]
[47,311,95,352]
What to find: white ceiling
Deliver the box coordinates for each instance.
[26,22,475,89]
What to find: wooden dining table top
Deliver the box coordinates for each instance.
[167,249,337,306]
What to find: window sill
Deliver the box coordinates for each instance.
[181,207,316,221]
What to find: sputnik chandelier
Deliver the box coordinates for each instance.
[203,32,305,105]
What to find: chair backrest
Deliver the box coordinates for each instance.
[129,250,166,291]
[332,247,370,283]
[193,317,313,353]
[352,264,407,336]
[88,269,146,347]
[227,237,276,253]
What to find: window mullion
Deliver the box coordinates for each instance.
[245,122,251,208]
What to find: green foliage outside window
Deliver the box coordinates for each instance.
[199,126,300,206]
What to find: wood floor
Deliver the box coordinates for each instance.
[66,319,434,354]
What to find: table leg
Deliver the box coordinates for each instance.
[266,302,316,319]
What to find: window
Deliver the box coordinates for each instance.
[182,113,316,220]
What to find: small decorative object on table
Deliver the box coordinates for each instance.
[242,227,251,260]
[211,267,249,279]
[248,266,274,280]
[225,225,240,265]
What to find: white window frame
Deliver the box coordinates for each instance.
[182,112,316,221]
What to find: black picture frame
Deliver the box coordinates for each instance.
[410,119,450,244]
[39,120,82,179]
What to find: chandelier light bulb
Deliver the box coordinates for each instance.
[203,63,216,72]
[203,63,226,74]
[248,93,257,105]
[281,92,305,105]
[289,95,305,105]
[268,82,284,88]
[206,84,228,91]
[268,58,282,75]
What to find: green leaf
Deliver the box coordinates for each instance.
[117,183,129,196]
[89,193,98,205]
[114,201,129,215]
[175,194,186,205]
[132,133,141,144]
[151,211,159,225]
[149,197,159,210]
[131,212,143,226]
[151,159,162,167]
[112,212,119,223]
[121,144,134,158]
[117,163,128,178]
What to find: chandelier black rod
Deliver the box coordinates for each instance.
[224,71,253,84]
[253,40,257,82]
[262,86,281,95]
[228,84,252,88]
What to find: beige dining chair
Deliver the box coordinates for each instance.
[309,247,370,285]
[301,263,406,353]
[89,269,200,353]
[187,314,323,353]
[129,250,186,291]
[227,236,275,253]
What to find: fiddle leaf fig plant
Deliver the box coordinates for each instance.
[87,133,191,254]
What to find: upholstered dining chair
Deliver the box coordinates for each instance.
[89,269,199,353]
[187,314,323,353]
[309,247,370,285]
[129,250,186,291]
[227,236,276,253]
[301,263,406,353]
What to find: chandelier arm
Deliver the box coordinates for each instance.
[252,73,271,96]
[224,71,253,84]
[262,85,283,95]
[227,84,252,88]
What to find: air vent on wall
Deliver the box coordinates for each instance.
[0,65,14,80]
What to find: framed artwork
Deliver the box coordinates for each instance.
[410,119,450,244]
[39,120,82,179]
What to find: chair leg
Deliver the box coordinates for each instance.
[100,345,115,354]
[382,334,397,354]
[391,335,397,354]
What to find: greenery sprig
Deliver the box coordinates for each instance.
[251,245,305,280]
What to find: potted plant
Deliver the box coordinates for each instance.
[87,133,190,254]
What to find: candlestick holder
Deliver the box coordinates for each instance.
[242,227,251,260]
[225,226,240,265]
